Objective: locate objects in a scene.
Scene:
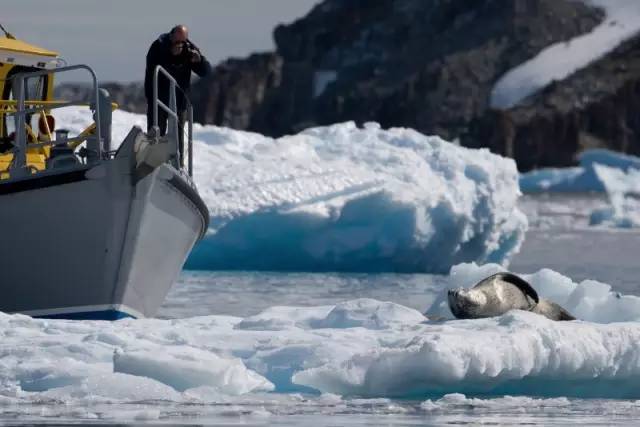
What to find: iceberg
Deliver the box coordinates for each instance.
[589,164,640,227]
[519,149,640,193]
[54,107,527,273]
[188,122,528,272]
[519,149,640,229]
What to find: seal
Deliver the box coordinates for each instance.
[447,272,575,321]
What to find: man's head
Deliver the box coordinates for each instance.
[169,25,189,56]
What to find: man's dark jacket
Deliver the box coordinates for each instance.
[144,33,211,111]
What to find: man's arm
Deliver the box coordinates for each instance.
[186,40,212,77]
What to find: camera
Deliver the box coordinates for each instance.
[186,41,200,62]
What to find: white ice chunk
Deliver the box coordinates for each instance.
[589,164,640,228]
[311,299,426,330]
[113,347,274,394]
[54,107,527,273]
[3,263,640,404]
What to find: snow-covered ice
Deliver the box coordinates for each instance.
[589,164,640,227]
[519,149,640,194]
[519,149,640,229]
[1,263,640,410]
[491,0,640,109]
[53,107,527,273]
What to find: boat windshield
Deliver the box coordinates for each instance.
[1,66,48,137]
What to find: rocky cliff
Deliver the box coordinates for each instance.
[464,34,640,170]
[62,0,640,171]
[196,0,603,144]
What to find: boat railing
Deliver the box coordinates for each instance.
[151,65,194,177]
[6,64,111,179]
[9,64,111,178]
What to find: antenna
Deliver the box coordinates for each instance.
[0,23,16,40]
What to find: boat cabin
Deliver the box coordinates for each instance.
[0,35,60,177]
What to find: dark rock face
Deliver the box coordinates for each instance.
[57,0,640,171]
[194,0,602,141]
[464,35,640,171]
[190,53,283,129]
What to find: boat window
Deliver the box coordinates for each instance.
[1,66,48,138]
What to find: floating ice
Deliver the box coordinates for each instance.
[519,166,602,193]
[2,264,640,404]
[589,164,640,227]
[427,263,640,323]
[519,149,640,193]
[519,150,640,229]
[113,346,274,394]
[491,0,640,108]
[54,107,527,273]
[420,393,572,412]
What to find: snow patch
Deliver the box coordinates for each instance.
[491,0,640,109]
[314,70,338,97]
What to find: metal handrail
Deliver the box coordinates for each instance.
[152,65,194,177]
[9,64,103,178]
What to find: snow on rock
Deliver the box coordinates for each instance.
[3,265,640,402]
[491,0,640,109]
[54,107,527,273]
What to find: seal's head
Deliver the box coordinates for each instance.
[448,288,487,319]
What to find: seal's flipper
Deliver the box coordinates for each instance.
[474,272,539,304]
[532,299,576,321]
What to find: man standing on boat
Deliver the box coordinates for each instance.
[144,25,211,157]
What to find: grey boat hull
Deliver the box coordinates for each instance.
[0,127,208,319]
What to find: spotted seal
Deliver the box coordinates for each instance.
[447,272,575,321]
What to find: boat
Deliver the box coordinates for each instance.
[0,29,209,320]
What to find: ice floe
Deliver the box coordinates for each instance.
[519,149,640,228]
[589,164,640,227]
[2,264,640,403]
[54,107,527,273]
[518,149,640,193]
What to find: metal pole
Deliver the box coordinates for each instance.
[91,70,102,161]
[188,105,193,177]
[168,81,178,168]
[153,67,159,138]
[12,75,27,177]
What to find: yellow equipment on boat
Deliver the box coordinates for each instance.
[0,33,117,180]
[0,36,59,178]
